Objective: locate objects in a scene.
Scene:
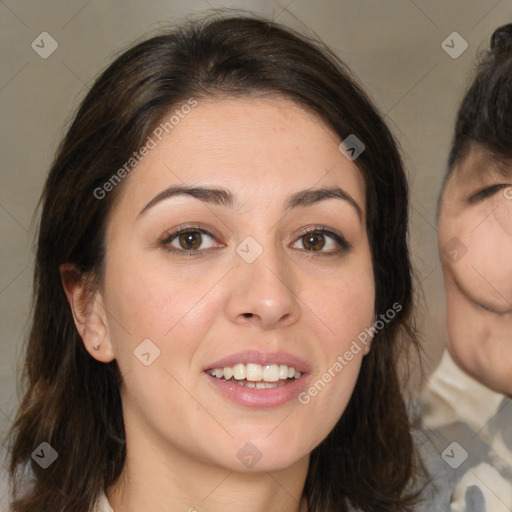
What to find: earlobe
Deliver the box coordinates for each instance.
[361,315,376,356]
[59,263,115,363]
[362,334,373,356]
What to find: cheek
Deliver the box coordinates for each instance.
[494,197,512,237]
[313,259,375,343]
[101,245,223,372]
[440,203,512,313]
[451,231,512,312]
[297,258,375,411]
[469,231,512,307]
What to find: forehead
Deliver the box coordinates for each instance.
[114,96,367,216]
[448,147,512,188]
[156,96,343,168]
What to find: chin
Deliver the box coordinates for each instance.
[208,436,311,474]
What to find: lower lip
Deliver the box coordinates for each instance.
[204,373,308,408]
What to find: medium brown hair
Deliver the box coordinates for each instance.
[5,11,421,511]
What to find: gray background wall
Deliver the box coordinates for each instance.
[1,0,510,502]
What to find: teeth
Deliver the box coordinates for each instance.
[238,381,282,389]
[207,363,302,384]
[246,363,263,381]
[263,364,280,382]
[233,363,246,380]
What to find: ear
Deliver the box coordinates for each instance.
[60,263,115,363]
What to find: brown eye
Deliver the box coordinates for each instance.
[161,228,218,254]
[178,231,202,250]
[291,228,351,255]
[302,231,326,251]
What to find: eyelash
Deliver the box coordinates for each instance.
[159,224,351,259]
[469,183,509,203]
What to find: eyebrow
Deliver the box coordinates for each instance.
[138,184,363,220]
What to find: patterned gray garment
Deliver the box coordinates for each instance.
[416,351,512,512]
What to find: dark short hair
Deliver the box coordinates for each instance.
[447,23,512,175]
[6,11,421,512]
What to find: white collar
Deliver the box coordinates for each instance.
[94,491,115,512]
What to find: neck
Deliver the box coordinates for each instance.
[107,419,309,512]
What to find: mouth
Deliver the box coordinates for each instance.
[203,351,309,408]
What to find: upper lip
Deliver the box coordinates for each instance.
[205,350,311,374]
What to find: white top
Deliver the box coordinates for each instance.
[94,491,115,512]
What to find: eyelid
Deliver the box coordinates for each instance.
[468,183,510,203]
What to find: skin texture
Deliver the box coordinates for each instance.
[438,147,512,395]
[61,97,375,512]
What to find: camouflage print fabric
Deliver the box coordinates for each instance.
[416,350,512,512]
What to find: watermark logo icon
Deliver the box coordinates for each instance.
[134,338,161,366]
[32,442,58,469]
[441,441,468,469]
[442,237,467,263]
[31,32,58,59]
[237,442,262,468]
[339,134,365,161]
[236,236,263,264]
[441,32,468,59]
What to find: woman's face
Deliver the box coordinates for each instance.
[438,147,512,394]
[93,97,375,472]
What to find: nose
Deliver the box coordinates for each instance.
[224,240,301,330]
